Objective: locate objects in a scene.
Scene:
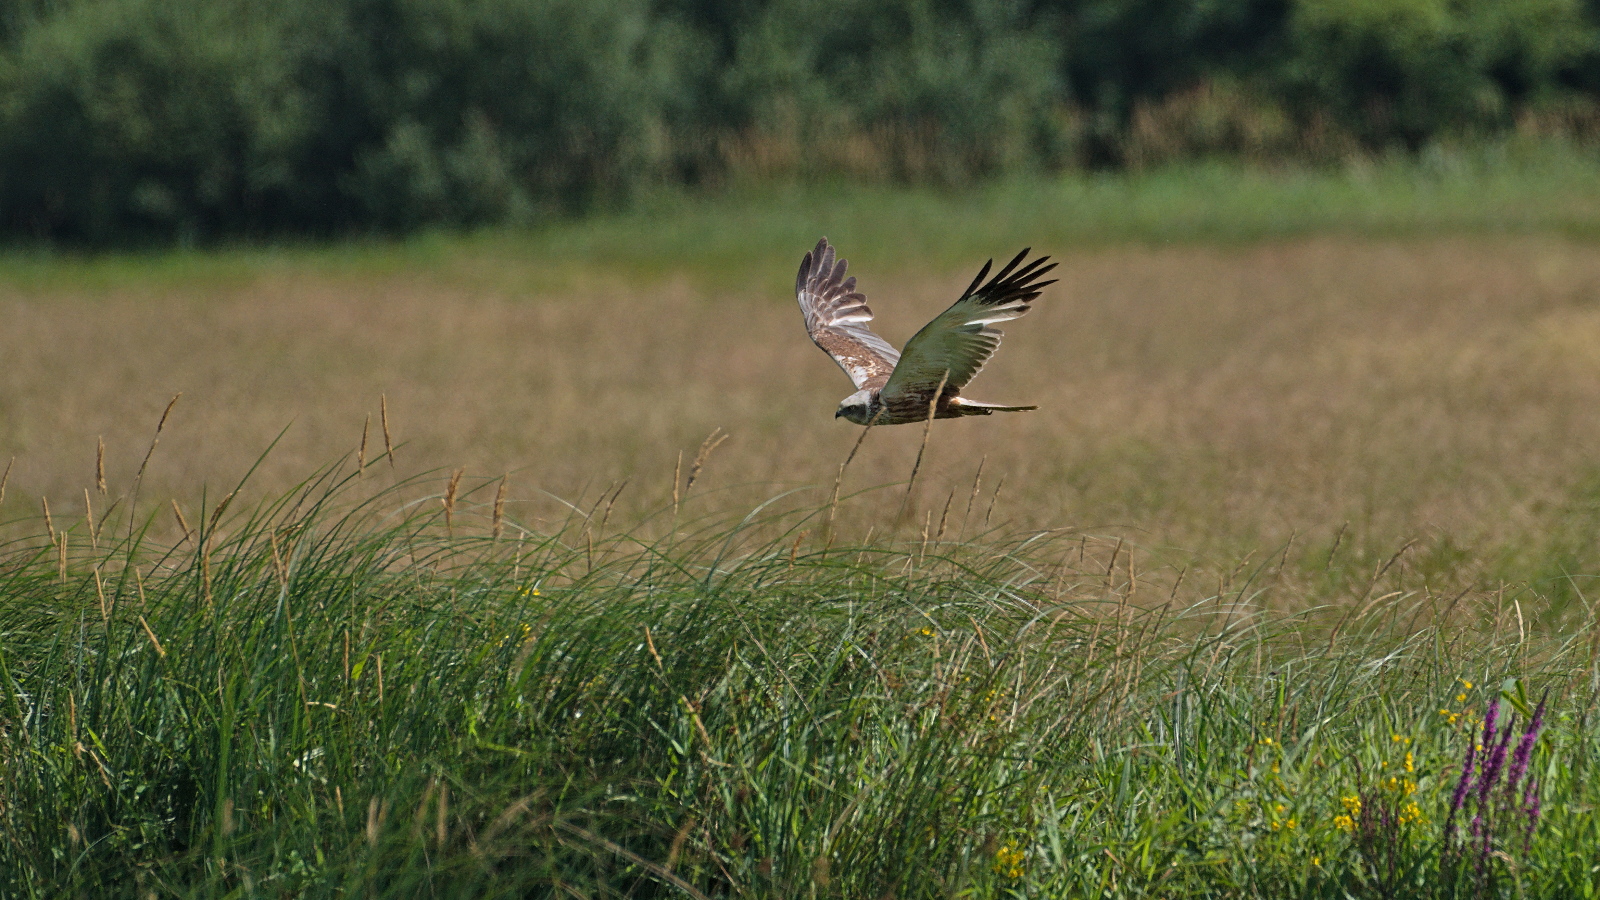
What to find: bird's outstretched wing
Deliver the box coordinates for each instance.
[881,248,1057,404]
[796,237,900,390]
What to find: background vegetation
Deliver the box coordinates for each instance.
[3,0,1600,242]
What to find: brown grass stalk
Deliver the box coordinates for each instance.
[825,408,883,544]
[126,393,180,540]
[492,475,508,540]
[443,468,463,535]
[685,428,727,494]
[170,500,194,546]
[935,488,955,543]
[138,615,166,657]
[960,455,985,539]
[599,480,627,535]
[208,491,236,533]
[94,566,108,623]
[83,489,96,551]
[900,372,949,519]
[984,475,1006,527]
[380,394,395,469]
[670,451,683,521]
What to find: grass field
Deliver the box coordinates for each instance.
[4,157,1600,896]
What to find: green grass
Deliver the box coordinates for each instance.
[3,465,1598,898]
[5,143,1600,294]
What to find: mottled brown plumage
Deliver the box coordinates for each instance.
[795,237,1056,425]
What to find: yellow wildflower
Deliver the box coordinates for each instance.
[1456,692,1468,703]
[495,622,534,648]
[1333,814,1355,832]
[1398,801,1426,825]
[992,843,1026,879]
[1341,795,1362,816]
[1404,751,1415,773]
[1382,776,1418,796]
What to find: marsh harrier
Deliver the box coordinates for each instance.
[796,237,1057,425]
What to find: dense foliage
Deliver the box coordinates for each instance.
[1,0,1598,241]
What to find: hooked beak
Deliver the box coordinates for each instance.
[835,408,845,419]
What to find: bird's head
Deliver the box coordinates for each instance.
[835,390,876,425]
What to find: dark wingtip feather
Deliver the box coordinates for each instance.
[989,247,1031,283]
[1012,257,1055,282]
[796,250,813,295]
[962,258,994,298]
[972,249,1058,304]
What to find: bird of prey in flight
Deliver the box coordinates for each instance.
[795,237,1057,425]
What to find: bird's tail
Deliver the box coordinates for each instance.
[947,398,1038,416]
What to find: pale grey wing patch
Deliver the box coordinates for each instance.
[882,247,1056,405]
[796,237,900,390]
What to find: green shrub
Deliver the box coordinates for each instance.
[0,0,325,242]
[711,0,1066,180]
[1,0,1599,242]
[0,0,692,240]
[335,0,690,227]
[1282,0,1599,147]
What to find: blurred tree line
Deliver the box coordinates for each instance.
[1,0,1597,242]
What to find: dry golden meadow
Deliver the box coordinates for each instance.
[5,228,1600,605]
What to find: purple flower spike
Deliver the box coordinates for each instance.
[1479,724,1513,806]
[1477,700,1498,770]
[1477,819,1495,882]
[1445,737,1478,840]
[1524,777,1542,850]
[1507,697,1546,795]
[1443,694,1548,884]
